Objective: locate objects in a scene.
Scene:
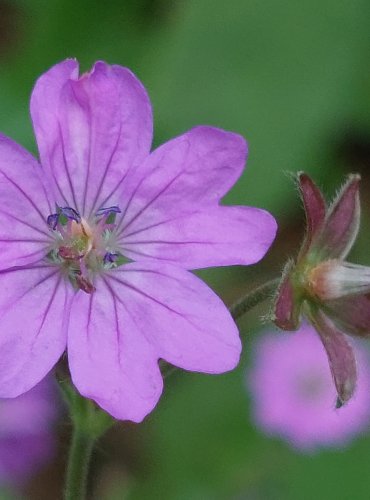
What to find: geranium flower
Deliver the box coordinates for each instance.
[274,173,370,406]
[0,60,276,422]
[248,324,370,452]
[0,378,58,485]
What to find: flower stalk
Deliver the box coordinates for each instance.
[229,278,280,320]
[65,421,94,500]
[60,380,114,500]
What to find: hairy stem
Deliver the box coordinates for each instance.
[65,424,95,500]
[229,277,280,320]
[59,379,114,500]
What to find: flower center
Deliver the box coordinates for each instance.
[46,206,124,293]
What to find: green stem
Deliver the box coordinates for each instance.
[59,380,114,500]
[65,424,95,500]
[229,277,280,320]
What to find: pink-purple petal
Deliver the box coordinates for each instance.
[30,59,79,205]
[105,262,242,373]
[119,206,276,269]
[0,135,52,270]
[31,60,153,215]
[67,281,163,422]
[0,265,70,397]
[68,261,241,422]
[116,126,247,238]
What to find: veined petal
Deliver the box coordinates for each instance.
[313,175,360,260]
[119,206,276,269]
[307,306,357,404]
[115,126,247,237]
[30,60,153,216]
[0,135,52,270]
[105,262,241,373]
[68,262,241,421]
[322,294,370,338]
[30,59,79,205]
[67,279,163,423]
[0,264,70,397]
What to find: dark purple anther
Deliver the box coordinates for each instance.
[59,207,81,223]
[103,252,119,264]
[47,213,59,230]
[95,206,121,218]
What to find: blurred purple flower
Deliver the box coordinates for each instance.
[0,60,277,422]
[248,324,370,452]
[0,378,57,485]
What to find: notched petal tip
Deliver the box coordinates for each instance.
[189,125,248,164]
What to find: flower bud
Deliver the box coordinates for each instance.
[307,260,370,301]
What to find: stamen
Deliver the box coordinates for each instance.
[95,206,121,217]
[59,207,81,223]
[47,213,59,230]
[103,252,119,264]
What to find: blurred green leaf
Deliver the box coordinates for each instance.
[146,0,370,217]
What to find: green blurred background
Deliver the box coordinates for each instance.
[1,0,370,498]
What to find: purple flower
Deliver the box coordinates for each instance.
[0,378,57,485]
[248,324,370,452]
[0,60,276,422]
[274,173,370,406]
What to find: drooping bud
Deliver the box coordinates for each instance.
[273,172,366,406]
